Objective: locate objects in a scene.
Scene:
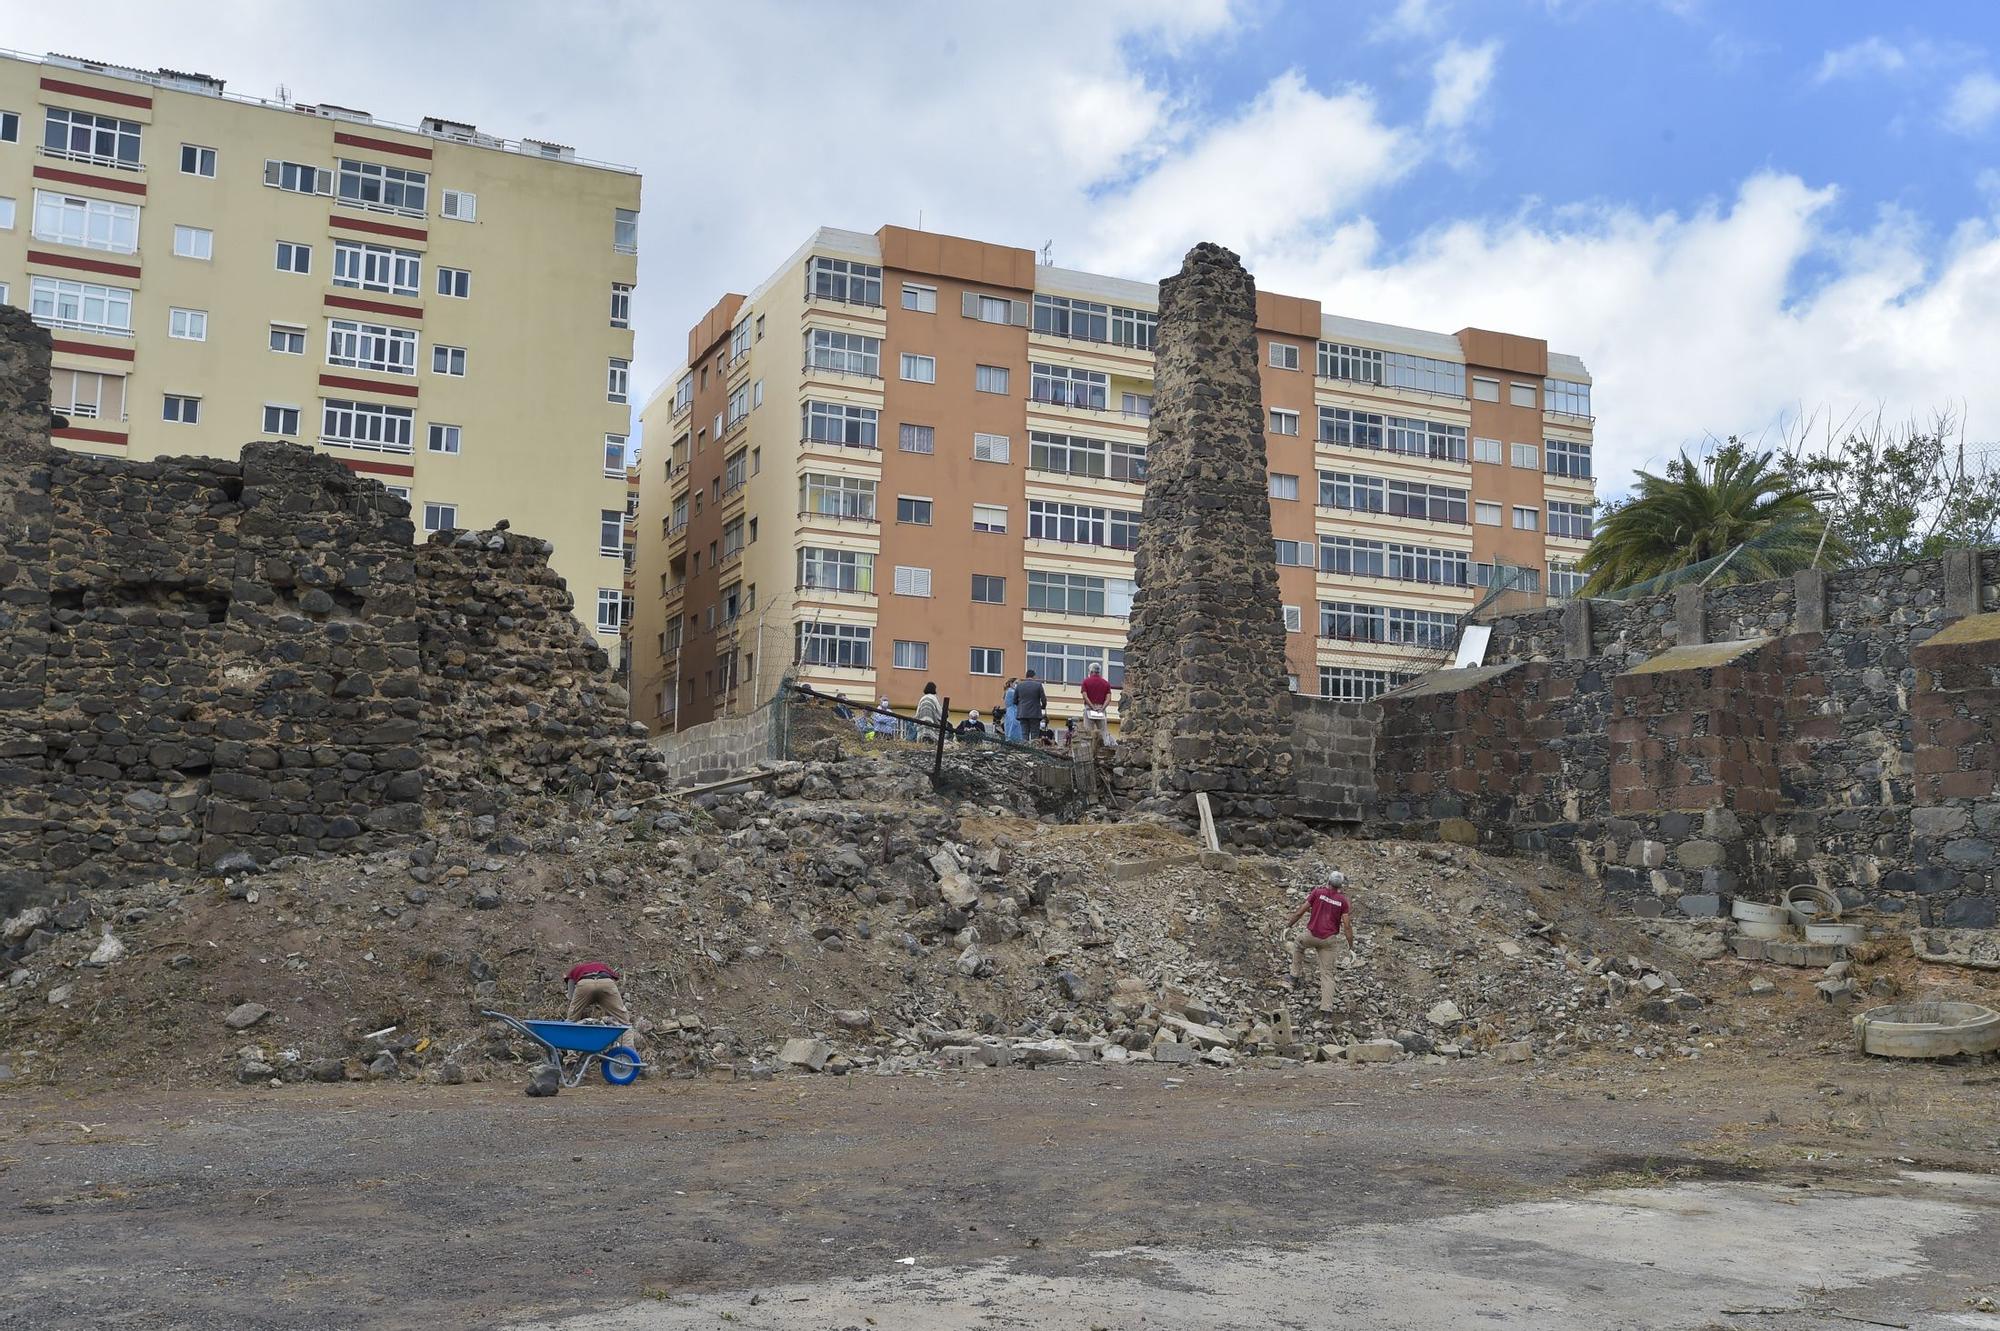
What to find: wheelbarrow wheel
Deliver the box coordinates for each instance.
[600,1047,642,1085]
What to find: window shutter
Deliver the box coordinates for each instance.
[263,159,280,186]
[1009,300,1029,326]
[893,565,932,597]
[973,434,1010,463]
[961,290,979,318]
[316,168,334,195]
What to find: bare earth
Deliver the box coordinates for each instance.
[5,1048,1998,1330]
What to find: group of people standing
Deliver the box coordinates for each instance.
[820,665,1119,750]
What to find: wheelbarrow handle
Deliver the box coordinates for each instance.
[480,1010,557,1057]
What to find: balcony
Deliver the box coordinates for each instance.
[32,314,135,338]
[800,359,883,385]
[38,144,144,173]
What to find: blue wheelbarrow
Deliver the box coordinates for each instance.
[482,1009,646,1086]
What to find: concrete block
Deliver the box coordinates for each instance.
[1349,1039,1404,1063]
[1674,584,1706,645]
[1944,548,1980,619]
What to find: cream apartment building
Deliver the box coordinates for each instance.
[0,51,641,645]
[629,225,1596,733]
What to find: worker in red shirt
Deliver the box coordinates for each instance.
[564,960,639,1055]
[1079,664,1115,747]
[1283,873,1356,1013]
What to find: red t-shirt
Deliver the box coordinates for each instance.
[566,962,620,984]
[1305,889,1349,940]
[1081,674,1112,707]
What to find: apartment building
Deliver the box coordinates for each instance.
[0,51,641,645]
[628,225,1596,734]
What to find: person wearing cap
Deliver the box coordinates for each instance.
[564,960,639,1054]
[1283,873,1356,1013]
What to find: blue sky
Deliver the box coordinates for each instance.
[13,0,2000,494]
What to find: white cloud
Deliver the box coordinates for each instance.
[1426,40,1500,132]
[1369,0,1445,42]
[1944,71,2000,134]
[1813,36,1909,83]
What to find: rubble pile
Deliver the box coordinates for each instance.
[0,750,1942,1091]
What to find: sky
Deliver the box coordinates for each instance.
[12,0,2000,497]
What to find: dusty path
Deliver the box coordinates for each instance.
[3,1052,1997,1329]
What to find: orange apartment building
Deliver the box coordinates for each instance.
[626,225,1596,734]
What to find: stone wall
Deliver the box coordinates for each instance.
[0,309,656,909]
[1289,696,1379,823]
[1116,243,1301,846]
[649,701,787,788]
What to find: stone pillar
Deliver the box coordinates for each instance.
[1117,243,1298,844]
[1561,597,1593,661]
[1793,568,1826,634]
[0,306,55,453]
[1674,584,1705,645]
[1943,548,1980,619]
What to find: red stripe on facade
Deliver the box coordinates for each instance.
[337,458,416,478]
[328,214,428,242]
[324,293,424,320]
[53,426,129,445]
[33,163,149,197]
[333,130,433,160]
[40,76,153,109]
[28,249,143,280]
[318,373,421,399]
[51,339,138,362]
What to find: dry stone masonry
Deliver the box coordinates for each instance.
[1117,243,1302,847]
[0,308,657,910]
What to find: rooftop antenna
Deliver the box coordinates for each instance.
[1041,240,1054,266]
[916,209,923,231]
[276,83,291,105]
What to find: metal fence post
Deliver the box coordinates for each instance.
[933,695,950,777]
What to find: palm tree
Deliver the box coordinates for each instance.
[1577,441,1845,596]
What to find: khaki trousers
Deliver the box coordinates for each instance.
[565,976,637,1050]
[1289,930,1348,1011]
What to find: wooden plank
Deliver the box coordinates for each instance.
[1194,792,1221,852]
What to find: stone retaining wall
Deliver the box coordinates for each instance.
[650,703,786,788]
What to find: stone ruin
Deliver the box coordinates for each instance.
[1117,243,1306,847]
[0,307,659,911]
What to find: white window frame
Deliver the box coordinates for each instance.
[262,404,301,437]
[970,647,1003,677]
[441,188,477,221]
[1472,436,1502,464]
[1269,473,1300,502]
[600,509,626,557]
[162,394,200,424]
[974,364,1010,395]
[1471,377,1500,402]
[1283,604,1303,633]
[423,502,458,534]
[432,344,467,376]
[427,423,462,455]
[614,208,639,254]
[436,266,471,299]
[44,107,141,169]
[1510,442,1539,469]
[336,158,429,217]
[274,240,311,274]
[972,503,1009,533]
[180,143,216,177]
[269,323,306,355]
[608,358,630,403]
[972,433,1011,464]
[1269,342,1301,371]
[327,319,419,375]
[0,197,12,231]
[892,639,929,670]
[1270,408,1299,436]
[610,282,632,328]
[1513,506,1540,531]
[28,276,133,335]
[902,282,937,313]
[1474,501,1502,526]
[899,423,935,454]
[168,307,207,341]
[172,225,213,260]
[33,190,140,253]
[896,495,934,526]
[596,588,624,634]
[892,566,934,598]
[333,240,421,297]
[264,159,333,195]
[604,433,629,477]
[1509,382,1538,409]
[900,352,936,383]
[321,398,416,454]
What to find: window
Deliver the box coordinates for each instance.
[1030,363,1108,410]
[724,448,749,491]
[0,197,11,230]
[972,574,1006,604]
[1474,501,1502,526]
[170,225,213,260]
[600,509,625,556]
[1320,601,1385,642]
[1382,352,1466,396]
[436,267,471,298]
[1027,570,1107,616]
[604,434,628,477]
[1283,605,1303,633]
[1269,342,1301,371]
[0,111,16,143]
[1386,479,1469,522]
[264,159,332,194]
[1274,539,1311,567]
[1510,442,1539,469]
[1032,294,1110,342]
[1269,473,1299,502]
[1548,500,1594,540]
[162,394,200,424]
[1318,342,1383,383]
[607,358,630,403]
[972,433,1011,464]
[1546,438,1594,479]
[1386,543,1469,586]
[1319,667,1411,702]
[896,496,933,525]
[43,108,141,168]
[337,158,429,216]
[595,589,625,634]
[753,381,764,409]
[427,423,462,455]
[730,321,751,360]
[902,282,938,312]
[898,423,935,454]
[262,405,300,436]
[796,622,872,668]
[1472,377,1500,402]
[797,547,875,593]
[441,189,477,221]
[964,291,1025,324]
[1319,470,1380,513]
[721,516,746,561]
[432,345,467,376]
[893,640,929,670]
[333,241,421,296]
[804,400,878,447]
[29,277,133,335]
[806,256,882,305]
[1509,382,1538,409]
[269,324,305,355]
[900,352,936,383]
[275,240,311,273]
[1545,379,1593,418]
[1472,436,1502,464]
[1513,506,1540,531]
[613,208,639,254]
[423,502,458,534]
[1122,392,1153,420]
[975,364,1011,395]
[167,308,206,341]
[1319,406,1385,448]
[321,399,415,453]
[726,385,749,428]
[1385,416,1469,462]
[970,647,1004,676]
[800,473,876,520]
[327,320,418,375]
[1269,408,1299,436]
[1027,500,1139,548]
[33,191,139,253]
[180,144,216,177]
[52,369,125,421]
[1111,306,1157,350]
[805,329,880,376]
[610,283,632,328]
[1025,641,1125,687]
[972,503,1008,533]
[1549,560,1587,599]
[1320,535,1386,579]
